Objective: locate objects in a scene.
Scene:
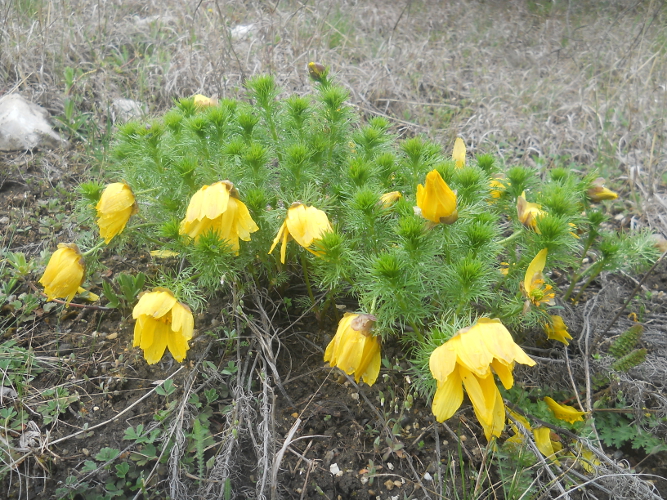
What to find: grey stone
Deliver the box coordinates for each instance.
[111,98,145,123]
[0,94,67,151]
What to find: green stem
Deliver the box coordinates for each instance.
[300,252,316,306]
[572,265,603,303]
[125,222,158,231]
[498,229,523,246]
[409,321,425,344]
[82,240,106,256]
[563,234,596,301]
[133,187,160,196]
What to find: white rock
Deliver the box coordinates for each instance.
[0,94,66,151]
[231,24,255,39]
[111,98,145,123]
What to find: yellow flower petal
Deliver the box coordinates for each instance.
[429,317,535,441]
[432,369,464,422]
[452,137,466,168]
[270,203,332,263]
[544,397,587,424]
[150,250,179,258]
[39,244,86,303]
[96,183,137,244]
[523,249,554,307]
[193,94,218,109]
[517,191,544,231]
[132,289,195,365]
[544,315,573,345]
[324,313,380,386]
[379,191,402,208]
[180,181,257,253]
[587,178,618,202]
[533,427,560,464]
[429,339,459,383]
[459,365,495,426]
[416,170,457,224]
[133,290,178,320]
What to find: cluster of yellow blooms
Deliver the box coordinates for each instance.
[38,134,615,443]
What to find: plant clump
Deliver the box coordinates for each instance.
[36,67,662,495]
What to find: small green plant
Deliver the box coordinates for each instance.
[609,324,643,358]
[0,340,42,393]
[37,387,79,425]
[102,272,146,309]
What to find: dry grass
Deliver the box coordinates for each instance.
[2,1,666,178]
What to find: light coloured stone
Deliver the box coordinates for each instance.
[111,98,145,123]
[0,94,66,151]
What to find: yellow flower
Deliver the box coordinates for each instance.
[429,318,535,441]
[192,94,218,109]
[415,170,458,225]
[544,315,573,345]
[533,427,563,465]
[324,313,381,385]
[133,288,194,365]
[96,182,138,244]
[516,191,544,231]
[574,442,600,473]
[489,178,508,199]
[452,137,466,168]
[544,397,587,424]
[523,249,555,307]
[505,409,532,446]
[39,243,85,303]
[179,181,259,255]
[308,62,326,81]
[379,191,402,208]
[269,202,332,264]
[587,177,618,202]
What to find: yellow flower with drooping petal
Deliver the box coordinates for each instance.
[96,182,138,244]
[544,397,587,424]
[544,315,573,345]
[523,249,555,307]
[269,202,332,264]
[39,243,85,304]
[452,137,466,169]
[132,288,194,365]
[429,318,535,441]
[193,94,218,109]
[533,427,563,465]
[517,191,544,231]
[324,313,381,385]
[415,170,458,225]
[179,181,259,255]
[587,178,618,202]
[379,191,402,208]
